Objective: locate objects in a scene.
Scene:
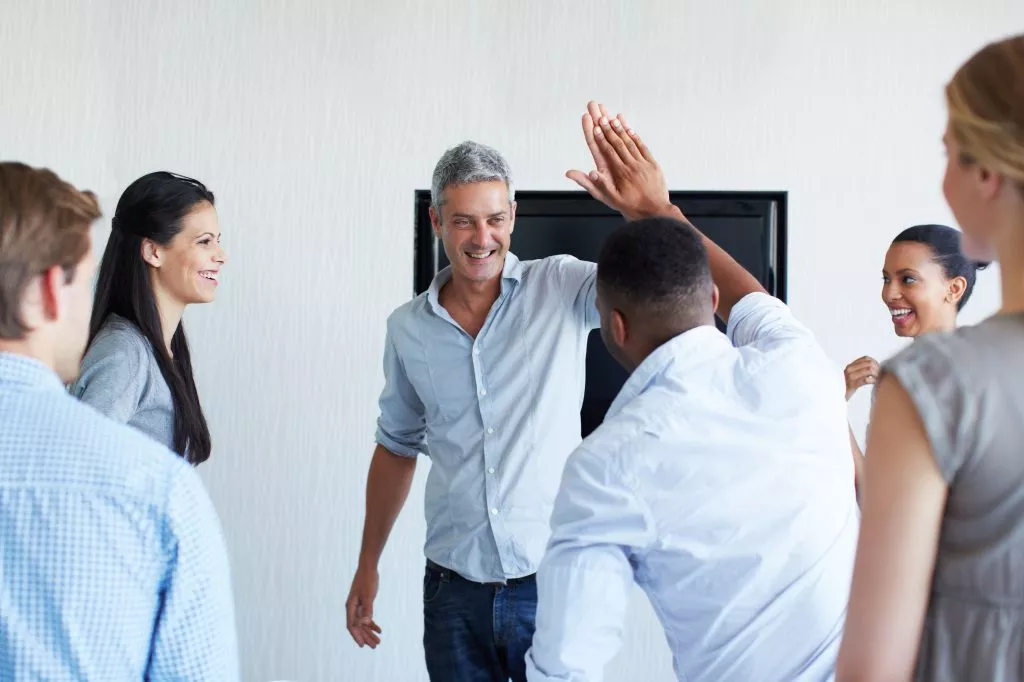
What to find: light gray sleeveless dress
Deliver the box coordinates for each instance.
[884,312,1024,681]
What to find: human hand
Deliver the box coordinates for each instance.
[844,356,880,400]
[567,100,671,221]
[346,565,382,648]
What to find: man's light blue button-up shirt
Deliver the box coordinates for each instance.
[375,252,599,583]
[0,352,239,681]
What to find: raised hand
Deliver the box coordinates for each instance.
[844,356,881,401]
[346,566,382,649]
[567,100,670,221]
[567,101,612,194]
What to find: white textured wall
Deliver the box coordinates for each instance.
[3,2,1021,680]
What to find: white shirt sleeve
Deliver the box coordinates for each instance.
[726,292,817,352]
[526,442,654,682]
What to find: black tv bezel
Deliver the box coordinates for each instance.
[413,190,787,301]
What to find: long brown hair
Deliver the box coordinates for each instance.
[88,172,214,465]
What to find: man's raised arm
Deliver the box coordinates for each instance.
[567,100,766,323]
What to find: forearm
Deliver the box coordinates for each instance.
[642,203,767,322]
[358,444,417,569]
[528,546,631,681]
[849,426,865,502]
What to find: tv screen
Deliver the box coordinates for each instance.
[414,190,786,437]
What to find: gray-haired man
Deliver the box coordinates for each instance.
[345,129,604,681]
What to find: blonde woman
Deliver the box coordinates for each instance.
[838,34,1024,680]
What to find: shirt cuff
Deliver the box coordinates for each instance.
[374,427,422,459]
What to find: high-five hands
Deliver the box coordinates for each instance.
[567,101,671,221]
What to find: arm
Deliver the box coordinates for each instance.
[346,444,417,648]
[848,425,864,501]
[347,326,426,648]
[525,446,653,681]
[835,375,947,681]
[357,445,417,569]
[655,203,766,323]
[844,357,878,500]
[147,466,240,681]
[555,257,599,330]
[566,100,765,323]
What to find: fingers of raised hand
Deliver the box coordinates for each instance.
[595,115,635,166]
[581,112,607,170]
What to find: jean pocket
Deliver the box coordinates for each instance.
[423,567,446,604]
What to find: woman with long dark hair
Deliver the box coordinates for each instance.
[71,172,225,465]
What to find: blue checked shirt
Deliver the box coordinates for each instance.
[0,352,239,681]
[376,253,599,583]
[526,294,859,682]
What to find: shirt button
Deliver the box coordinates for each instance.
[487,467,495,474]
[473,347,480,356]
[479,388,487,396]
[487,427,494,434]
[490,508,498,515]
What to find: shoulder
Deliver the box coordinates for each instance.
[39,391,188,498]
[83,316,152,368]
[883,319,1016,401]
[884,324,988,388]
[387,292,428,322]
[885,330,955,370]
[880,319,1020,482]
[516,255,596,309]
[385,293,430,340]
[519,254,594,280]
[729,293,835,373]
[727,292,807,341]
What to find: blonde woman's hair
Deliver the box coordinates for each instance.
[946,33,1024,193]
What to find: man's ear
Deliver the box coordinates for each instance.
[429,206,443,239]
[711,283,720,315]
[20,265,66,329]
[611,307,628,348]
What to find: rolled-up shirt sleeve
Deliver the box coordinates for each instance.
[374,326,427,458]
[526,443,654,681]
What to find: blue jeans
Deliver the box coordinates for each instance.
[423,561,537,682]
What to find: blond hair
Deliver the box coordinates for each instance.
[0,162,101,338]
[946,34,1024,193]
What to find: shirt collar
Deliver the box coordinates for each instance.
[606,325,731,420]
[0,352,65,392]
[426,252,524,310]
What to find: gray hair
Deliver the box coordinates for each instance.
[430,140,515,211]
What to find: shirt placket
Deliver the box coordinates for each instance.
[473,334,509,576]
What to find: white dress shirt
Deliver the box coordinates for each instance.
[526,292,859,682]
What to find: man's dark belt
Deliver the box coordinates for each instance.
[427,559,535,587]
